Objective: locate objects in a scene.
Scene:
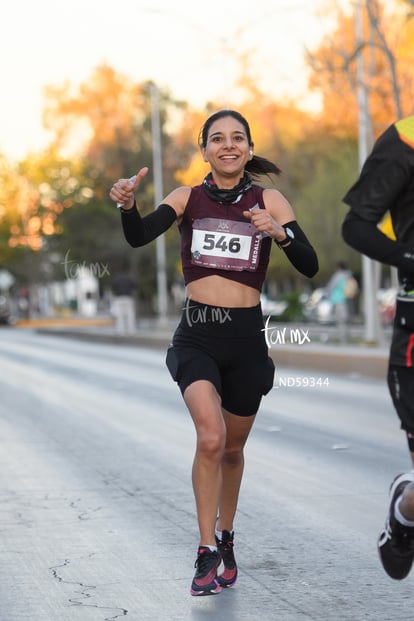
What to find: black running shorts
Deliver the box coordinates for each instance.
[166,299,275,417]
[388,364,414,435]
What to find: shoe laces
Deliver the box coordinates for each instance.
[221,538,234,554]
[218,531,235,566]
[195,548,218,571]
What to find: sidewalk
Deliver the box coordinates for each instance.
[16,315,390,381]
[272,340,388,379]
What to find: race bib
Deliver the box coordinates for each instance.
[191,217,263,271]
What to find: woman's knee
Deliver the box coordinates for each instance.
[222,445,244,467]
[197,429,226,459]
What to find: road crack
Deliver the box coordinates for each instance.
[49,559,128,619]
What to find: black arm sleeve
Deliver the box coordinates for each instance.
[276,220,319,278]
[342,212,414,275]
[120,202,177,247]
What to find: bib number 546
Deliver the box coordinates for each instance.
[202,233,241,254]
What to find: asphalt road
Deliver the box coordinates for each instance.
[0,328,412,621]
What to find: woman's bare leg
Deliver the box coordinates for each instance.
[184,380,226,546]
[217,409,256,533]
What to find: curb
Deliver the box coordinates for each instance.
[269,346,387,380]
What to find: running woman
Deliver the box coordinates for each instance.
[110,109,319,595]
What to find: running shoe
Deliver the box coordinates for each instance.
[378,472,414,580]
[216,530,238,587]
[190,547,222,596]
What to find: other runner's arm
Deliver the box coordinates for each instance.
[342,213,414,274]
[342,149,414,276]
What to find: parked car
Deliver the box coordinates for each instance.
[377,288,396,325]
[0,295,12,325]
[260,294,288,318]
[303,288,334,324]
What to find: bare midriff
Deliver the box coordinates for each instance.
[186,275,260,308]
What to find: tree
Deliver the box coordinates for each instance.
[0,153,58,285]
[306,1,414,135]
[40,66,195,310]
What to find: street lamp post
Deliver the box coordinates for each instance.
[354,0,384,344]
[150,82,169,326]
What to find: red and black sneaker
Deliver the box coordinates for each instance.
[216,530,238,587]
[190,547,222,596]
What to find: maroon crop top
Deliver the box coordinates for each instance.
[179,184,272,291]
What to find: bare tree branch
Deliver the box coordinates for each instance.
[365,0,402,117]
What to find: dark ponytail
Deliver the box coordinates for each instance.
[199,109,281,178]
[245,154,281,177]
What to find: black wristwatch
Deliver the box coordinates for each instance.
[277,227,295,248]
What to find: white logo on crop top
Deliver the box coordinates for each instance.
[217,220,231,231]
